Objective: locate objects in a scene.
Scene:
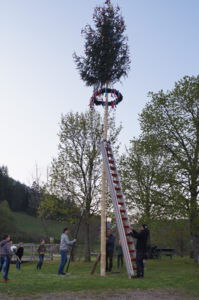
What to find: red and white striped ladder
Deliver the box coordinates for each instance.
[100,140,136,279]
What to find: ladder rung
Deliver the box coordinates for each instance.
[131,258,136,261]
[115,187,121,191]
[101,141,136,278]
[113,180,119,184]
[109,160,114,164]
[117,194,123,198]
[110,166,116,171]
[111,173,117,177]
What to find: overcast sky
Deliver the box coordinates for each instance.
[0,0,199,185]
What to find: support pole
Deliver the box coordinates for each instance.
[100,84,109,276]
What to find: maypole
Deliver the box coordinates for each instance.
[73,0,130,276]
[100,85,108,276]
[89,87,123,276]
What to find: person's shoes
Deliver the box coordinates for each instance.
[58,272,65,275]
[2,280,8,283]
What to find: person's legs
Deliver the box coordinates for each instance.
[109,251,113,272]
[2,256,10,281]
[16,258,20,270]
[36,256,40,269]
[121,254,123,267]
[37,255,43,269]
[0,256,4,272]
[106,252,109,271]
[58,250,67,274]
[140,257,144,277]
[39,255,44,269]
[118,254,123,268]
[136,251,144,277]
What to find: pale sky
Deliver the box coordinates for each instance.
[0,0,199,185]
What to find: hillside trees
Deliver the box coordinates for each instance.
[0,200,16,234]
[0,166,30,212]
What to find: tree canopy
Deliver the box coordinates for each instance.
[43,110,121,260]
[137,75,199,258]
[73,0,130,87]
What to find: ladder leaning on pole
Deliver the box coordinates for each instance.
[100,140,136,279]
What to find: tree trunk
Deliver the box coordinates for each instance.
[190,186,199,261]
[84,219,91,262]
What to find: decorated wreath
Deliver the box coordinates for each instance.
[90,88,123,108]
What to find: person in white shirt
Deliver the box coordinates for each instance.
[58,228,76,275]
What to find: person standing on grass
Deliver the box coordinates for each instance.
[116,240,123,269]
[130,224,149,278]
[58,227,76,275]
[16,243,24,270]
[106,229,115,272]
[0,235,12,283]
[36,239,46,270]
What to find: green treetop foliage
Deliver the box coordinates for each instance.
[73,0,130,88]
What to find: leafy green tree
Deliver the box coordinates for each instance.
[48,110,121,261]
[38,193,79,223]
[120,136,177,223]
[149,219,191,256]
[140,75,199,259]
[73,0,130,88]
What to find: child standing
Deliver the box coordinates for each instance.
[16,243,24,270]
[36,240,46,270]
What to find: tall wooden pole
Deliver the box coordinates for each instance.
[100,85,109,276]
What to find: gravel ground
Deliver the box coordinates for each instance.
[1,289,199,300]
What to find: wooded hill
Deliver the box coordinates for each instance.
[0,166,39,215]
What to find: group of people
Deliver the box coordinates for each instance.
[0,228,76,282]
[106,224,149,278]
[0,224,149,283]
[0,235,24,282]
[106,229,124,272]
[0,235,47,282]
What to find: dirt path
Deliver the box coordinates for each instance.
[1,289,199,300]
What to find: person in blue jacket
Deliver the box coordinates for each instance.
[106,229,115,272]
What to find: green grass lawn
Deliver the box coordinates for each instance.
[0,257,199,297]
